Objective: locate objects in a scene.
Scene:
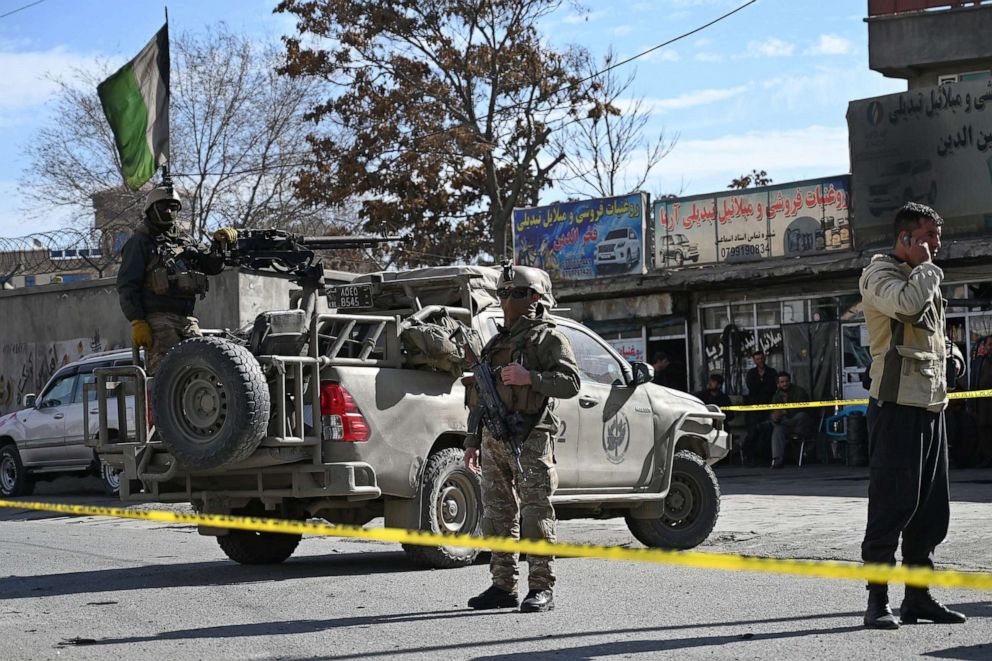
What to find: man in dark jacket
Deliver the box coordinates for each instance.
[741,350,778,465]
[693,373,734,424]
[117,186,237,374]
[768,371,813,468]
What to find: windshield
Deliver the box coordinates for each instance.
[605,229,628,240]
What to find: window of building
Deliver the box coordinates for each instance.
[702,305,729,331]
[756,302,781,326]
[782,299,806,323]
[731,303,754,328]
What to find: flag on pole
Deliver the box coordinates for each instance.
[98,24,170,191]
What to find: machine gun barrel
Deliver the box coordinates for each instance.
[298,235,403,250]
[220,229,402,285]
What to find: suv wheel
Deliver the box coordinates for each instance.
[625,450,720,549]
[153,337,270,471]
[0,445,34,497]
[674,251,684,267]
[403,447,482,569]
[216,500,302,564]
[100,463,141,497]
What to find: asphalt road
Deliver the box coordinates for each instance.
[1,465,990,660]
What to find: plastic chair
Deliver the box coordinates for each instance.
[824,405,869,464]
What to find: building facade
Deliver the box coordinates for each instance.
[515,1,992,403]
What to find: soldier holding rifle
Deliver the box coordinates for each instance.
[463,264,580,613]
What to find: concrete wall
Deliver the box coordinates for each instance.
[0,269,296,415]
[868,5,992,83]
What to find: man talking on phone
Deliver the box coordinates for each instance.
[858,202,966,629]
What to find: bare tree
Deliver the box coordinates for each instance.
[20,25,346,243]
[555,49,676,198]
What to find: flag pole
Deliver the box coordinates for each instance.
[162,5,170,186]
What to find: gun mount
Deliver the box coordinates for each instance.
[221,229,401,289]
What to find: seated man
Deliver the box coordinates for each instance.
[769,371,814,468]
[693,373,734,423]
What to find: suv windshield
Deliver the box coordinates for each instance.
[605,229,628,240]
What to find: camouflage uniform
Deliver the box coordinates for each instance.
[466,283,580,594]
[145,312,203,376]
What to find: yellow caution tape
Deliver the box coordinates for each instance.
[2,499,990,591]
[723,388,992,412]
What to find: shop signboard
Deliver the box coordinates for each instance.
[653,175,852,269]
[606,337,646,363]
[513,192,647,281]
[766,177,851,258]
[655,196,718,267]
[849,78,992,245]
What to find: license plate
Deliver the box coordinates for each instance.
[327,283,374,309]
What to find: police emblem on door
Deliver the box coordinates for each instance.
[602,412,630,464]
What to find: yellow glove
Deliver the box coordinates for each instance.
[213,227,238,244]
[131,319,152,349]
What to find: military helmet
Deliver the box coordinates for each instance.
[497,263,552,296]
[144,186,182,215]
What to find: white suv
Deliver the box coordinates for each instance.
[0,349,137,497]
[594,227,641,272]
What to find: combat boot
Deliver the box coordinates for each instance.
[467,585,519,610]
[864,584,899,629]
[520,589,554,613]
[900,587,967,624]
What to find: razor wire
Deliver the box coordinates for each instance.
[0,221,133,280]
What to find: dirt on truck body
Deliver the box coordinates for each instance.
[88,252,729,568]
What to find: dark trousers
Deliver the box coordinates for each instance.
[861,398,950,572]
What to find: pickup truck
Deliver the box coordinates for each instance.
[89,262,729,568]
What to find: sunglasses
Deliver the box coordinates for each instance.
[497,287,532,300]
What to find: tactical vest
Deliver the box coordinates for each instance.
[482,320,553,415]
[138,226,209,298]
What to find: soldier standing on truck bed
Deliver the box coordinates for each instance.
[116,185,238,375]
[463,264,580,613]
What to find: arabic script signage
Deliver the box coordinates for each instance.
[653,176,851,269]
[512,193,648,281]
[606,337,646,364]
[849,78,992,245]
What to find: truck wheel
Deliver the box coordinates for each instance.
[153,337,270,471]
[0,445,34,497]
[625,450,720,550]
[403,447,482,569]
[674,251,684,267]
[216,502,302,564]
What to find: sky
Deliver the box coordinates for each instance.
[0,0,906,237]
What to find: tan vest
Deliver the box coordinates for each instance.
[483,319,553,415]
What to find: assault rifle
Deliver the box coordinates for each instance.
[217,229,401,288]
[464,344,536,472]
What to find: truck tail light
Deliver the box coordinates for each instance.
[319,383,370,442]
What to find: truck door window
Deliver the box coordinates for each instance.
[559,327,624,386]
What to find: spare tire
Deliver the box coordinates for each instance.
[153,337,270,471]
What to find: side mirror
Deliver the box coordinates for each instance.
[628,362,654,387]
[22,394,36,408]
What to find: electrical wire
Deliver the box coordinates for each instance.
[0,0,46,20]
